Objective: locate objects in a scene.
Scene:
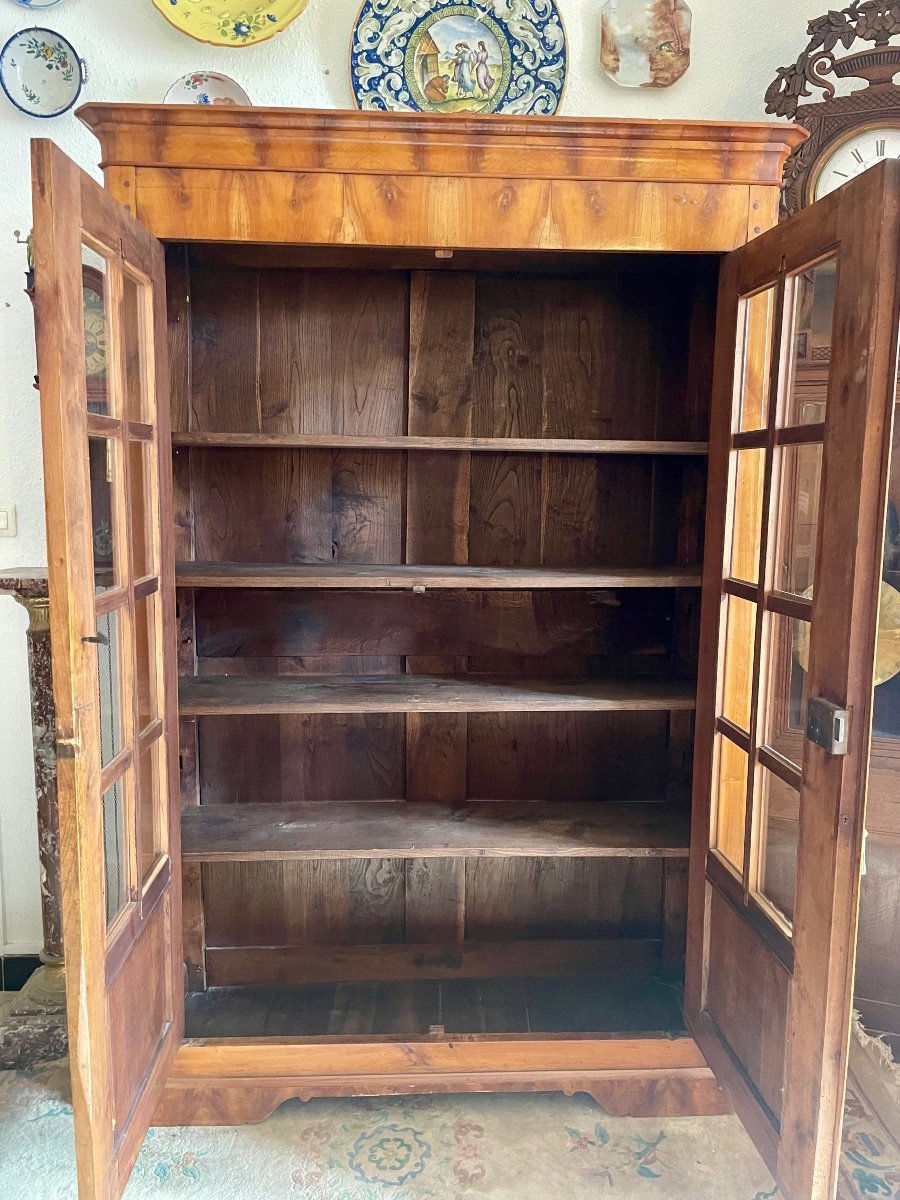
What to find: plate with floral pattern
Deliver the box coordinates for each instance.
[0,27,85,118]
[150,0,310,46]
[165,71,251,104]
[351,0,567,115]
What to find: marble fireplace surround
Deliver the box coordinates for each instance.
[0,574,66,1068]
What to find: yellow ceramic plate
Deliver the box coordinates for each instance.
[151,1,310,47]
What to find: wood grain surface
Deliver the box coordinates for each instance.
[182,801,692,861]
[179,674,697,715]
[175,562,702,589]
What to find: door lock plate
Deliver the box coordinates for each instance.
[806,697,849,755]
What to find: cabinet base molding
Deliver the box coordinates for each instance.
[154,1067,729,1126]
[154,1035,729,1124]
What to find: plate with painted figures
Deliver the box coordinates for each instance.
[351,0,567,115]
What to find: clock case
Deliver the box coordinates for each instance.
[785,86,900,215]
[766,3,900,215]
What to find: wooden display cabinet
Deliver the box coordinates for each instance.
[30,107,900,1200]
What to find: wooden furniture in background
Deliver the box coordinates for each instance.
[766,1,900,214]
[29,106,899,1200]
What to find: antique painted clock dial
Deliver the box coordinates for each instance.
[766,3,900,215]
[811,122,900,199]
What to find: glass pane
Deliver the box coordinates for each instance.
[730,448,766,583]
[721,595,757,733]
[875,532,900,739]
[103,771,130,925]
[714,734,749,872]
[783,258,836,427]
[763,612,810,768]
[82,244,110,416]
[736,287,776,432]
[88,436,119,593]
[137,736,165,883]
[135,593,159,735]
[757,767,799,924]
[129,440,156,581]
[96,608,124,769]
[122,272,149,424]
[774,442,823,596]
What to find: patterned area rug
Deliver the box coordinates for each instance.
[0,1055,894,1198]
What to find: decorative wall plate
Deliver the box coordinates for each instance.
[12,1,66,8]
[0,27,85,118]
[150,0,310,47]
[601,0,691,90]
[165,71,251,105]
[351,0,567,115]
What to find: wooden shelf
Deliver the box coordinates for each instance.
[175,562,703,590]
[171,432,709,455]
[182,801,691,861]
[179,674,696,716]
[184,973,687,1038]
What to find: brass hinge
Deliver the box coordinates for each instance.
[56,736,80,760]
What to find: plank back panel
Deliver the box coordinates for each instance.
[190,448,404,564]
[193,588,678,661]
[472,265,707,441]
[197,713,405,804]
[200,856,665,950]
[171,250,715,979]
[188,265,409,435]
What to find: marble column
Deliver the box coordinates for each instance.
[0,575,66,1016]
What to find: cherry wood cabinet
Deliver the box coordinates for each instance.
[30,106,900,1200]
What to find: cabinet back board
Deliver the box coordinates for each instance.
[169,249,714,973]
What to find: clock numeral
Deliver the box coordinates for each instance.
[876,138,887,157]
[851,148,865,165]
[833,170,849,178]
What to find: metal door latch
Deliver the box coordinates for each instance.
[806,697,849,755]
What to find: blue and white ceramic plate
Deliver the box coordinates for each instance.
[0,27,85,117]
[350,0,567,115]
[11,1,66,8]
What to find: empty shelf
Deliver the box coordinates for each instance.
[182,801,692,861]
[178,674,697,715]
[184,975,687,1038]
[171,432,709,455]
[175,562,703,589]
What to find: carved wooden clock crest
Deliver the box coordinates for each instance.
[766,1,900,215]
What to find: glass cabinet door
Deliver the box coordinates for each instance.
[686,162,900,1200]
[32,140,181,1200]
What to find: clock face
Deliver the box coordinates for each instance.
[813,125,900,202]
[83,284,108,378]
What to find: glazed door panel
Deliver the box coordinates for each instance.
[32,141,181,1200]
[686,162,900,1200]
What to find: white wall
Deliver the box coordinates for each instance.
[0,0,805,953]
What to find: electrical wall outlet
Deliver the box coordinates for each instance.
[0,504,18,537]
